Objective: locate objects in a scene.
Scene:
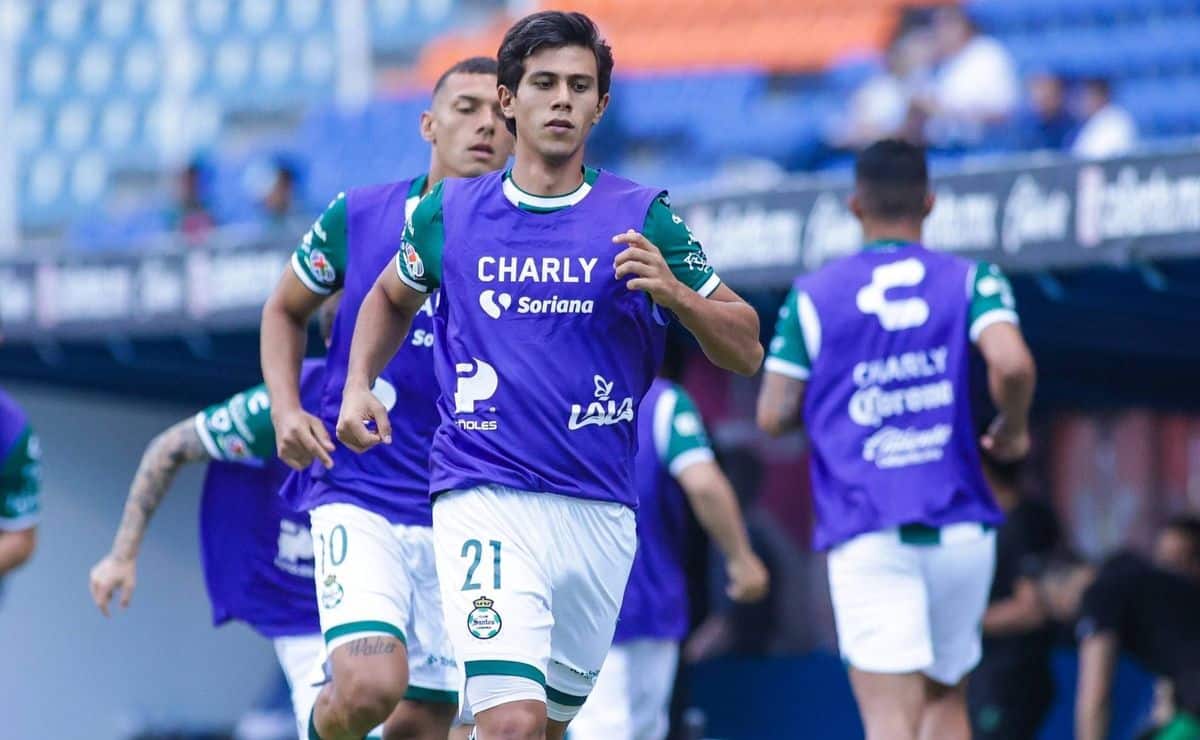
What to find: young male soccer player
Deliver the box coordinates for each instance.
[260,59,513,740]
[570,376,769,740]
[0,388,39,577]
[89,351,328,740]
[757,139,1036,740]
[336,11,762,740]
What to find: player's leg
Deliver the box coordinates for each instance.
[381,523,460,740]
[273,633,328,740]
[309,504,412,740]
[917,525,997,740]
[433,487,555,740]
[566,643,635,740]
[628,639,680,740]
[827,529,933,740]
[544,496,638,740]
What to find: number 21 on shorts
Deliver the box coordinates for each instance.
[461,539,502,591]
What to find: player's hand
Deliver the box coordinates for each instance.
[273,408,335,470]
[613,230,686,311]
[726,550,769,603]
[89,554,137,617]
[336,384,391,454]
[981,414,1030,463]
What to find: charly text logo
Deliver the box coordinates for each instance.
[568,375,634,431]
[856,258,930,331]
[455,358,499,431]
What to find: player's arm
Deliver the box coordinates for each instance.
[757,288,811,436]
[260,195,346,469]
[678,460,769,602]
[613,198,761,376]
[338,192,442,452]
[88,418,209,616]
[0,425,41,576]
[0,528,35,575]
[981,577,1046,635]
[972,264,1036,461]
[1075,631,1118,740]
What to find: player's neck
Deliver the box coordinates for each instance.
[860,220,922,246]
[425,157,447,195]
[510,146,586,197]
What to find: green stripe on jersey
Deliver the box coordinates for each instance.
[0,425,40,529]
[196,384,278,462]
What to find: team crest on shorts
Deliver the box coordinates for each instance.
[321,574,344,609]
[467,596,502,639]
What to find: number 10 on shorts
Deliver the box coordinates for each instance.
[461,539,501,591]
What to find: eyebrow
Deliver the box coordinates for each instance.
[527,71,596,83]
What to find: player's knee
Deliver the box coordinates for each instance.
[333,664,409,729]
[382,700,455,740]
[476,702,545,740]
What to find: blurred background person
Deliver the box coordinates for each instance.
[969,452,1063,740]
[1071,78,1138,159]
[167,159,217,245]
[1012,72,1078,152]
[835,29,934,149]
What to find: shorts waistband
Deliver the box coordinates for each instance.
[897,522,994,546]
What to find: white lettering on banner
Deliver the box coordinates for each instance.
[187,251,285,317]
[477,256,598,284]
[849,380,955,428]
[1002,175,1071,254]
[1075,165,1200,248]
[37,262,134,325]
[803,193,862,270]
[568,375,635,430]
[0,269,34,326]
[862,424,953,468]
[852,347,949,388]
[924,188,998,252]
[684,202,803,272]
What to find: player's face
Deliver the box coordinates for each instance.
[501,45,609,162]
[1155,530,1200,580]
[425,73,514,178]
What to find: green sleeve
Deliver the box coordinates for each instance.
[764,287,814,380]
[194,384,277,462]
[969,262,1019,343]
[291,193,349,295]
[0,425,40,531]
[642,195,722,297]
[658,385,715,477]
[395,182,446,292]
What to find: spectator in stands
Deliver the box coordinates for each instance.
[1012,72,1078,152]
[1070,78,1137,160]
[1039,551,1200,740]
[260,159,304,231]
[969,453,1062,740]
[168,160,216,244]
[836,29,934,149]
[915,6,1019,147]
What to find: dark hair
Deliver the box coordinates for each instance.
[433,56,499,97]
[497,11,613,135]
[854,138,930,221]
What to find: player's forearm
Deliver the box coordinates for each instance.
[987,343,1035,427]
[0,529,36,575]
[756,373,805,438]
[110,420,209,561]
[1075,698,1109,740]
[672,290,762,376]
[681,464,755,562]
[344,281,415,392]
[260,295,309,415]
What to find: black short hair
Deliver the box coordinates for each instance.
[497,11,613,135]
[854,138,930,221]
[1164,515,1200,554]
[432,56,499,98]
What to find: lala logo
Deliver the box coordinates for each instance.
[568,375,635,431]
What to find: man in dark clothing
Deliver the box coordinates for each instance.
[969,455,1062,740]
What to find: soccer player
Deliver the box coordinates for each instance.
[570,375,769,740]
[259,58,514,740]
[1039,552,1200,740]
[0,388,40,577]
[336,11,762,740]
[757,139,1036,740]
[88,305,333,740]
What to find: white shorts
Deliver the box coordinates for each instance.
[827,522,996,687]
[569,639,680,740]
[273,633,326,740]
[432,486,637,719]
[310,503,458,699]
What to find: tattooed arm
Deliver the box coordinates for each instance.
[89,418,210,616]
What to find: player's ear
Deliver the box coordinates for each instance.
[592,92,610,126]
[419,110,435,145]
[922,191,935,218]
[498,85,517,124]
